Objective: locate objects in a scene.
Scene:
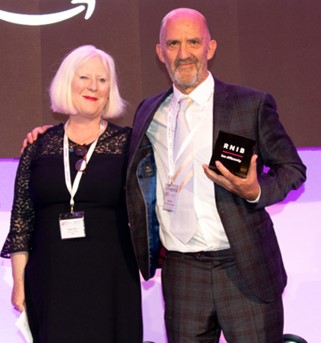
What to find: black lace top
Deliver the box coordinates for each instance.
[0,122,131,258]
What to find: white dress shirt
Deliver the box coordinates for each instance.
[147,73,230,252]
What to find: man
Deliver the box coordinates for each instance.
[126,7,306,343]
[25,8,306,343]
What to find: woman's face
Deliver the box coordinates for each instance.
[71,56,110,118]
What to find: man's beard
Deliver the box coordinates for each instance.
[168,57,202,90]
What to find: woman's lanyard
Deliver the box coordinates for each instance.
[63,119,106,213]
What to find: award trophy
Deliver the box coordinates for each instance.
[209,131,256,178]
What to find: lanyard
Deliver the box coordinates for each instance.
[63,120,106,212]
[167,97,194,182]
[167,96,204,185]
[167,92,214,185]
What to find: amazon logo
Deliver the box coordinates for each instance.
[0,0,96,26]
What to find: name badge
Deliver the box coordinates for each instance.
[163,183,179,212]
[59,211,86,239]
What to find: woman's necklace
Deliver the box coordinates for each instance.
[66,119,107,145]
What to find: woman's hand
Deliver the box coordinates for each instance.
[10,252,29,312]
[11,281,25,312]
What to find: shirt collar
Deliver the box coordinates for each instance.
[172,72,215,106]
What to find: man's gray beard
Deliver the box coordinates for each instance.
[171,71,200,91]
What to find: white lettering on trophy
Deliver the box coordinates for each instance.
[223,143,245,155]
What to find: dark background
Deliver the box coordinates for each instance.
[1,0,320,157]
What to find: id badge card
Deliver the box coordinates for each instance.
[163,183,179,212]
[59,211,86,239]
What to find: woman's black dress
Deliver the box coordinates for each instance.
[1,123,142,343]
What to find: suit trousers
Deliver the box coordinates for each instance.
[161,250,284,343]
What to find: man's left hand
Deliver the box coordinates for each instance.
[202,154,260,201]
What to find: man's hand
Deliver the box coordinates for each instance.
[21,125,53,153]
[202,154,260,201]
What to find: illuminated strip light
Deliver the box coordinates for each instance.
[0,0,95,26]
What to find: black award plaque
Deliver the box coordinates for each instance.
[209,131,256,178]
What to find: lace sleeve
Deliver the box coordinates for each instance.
[0,144,36,258]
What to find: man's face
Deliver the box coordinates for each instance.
[156,13,216,94]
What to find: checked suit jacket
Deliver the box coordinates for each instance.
[126,78,306,302]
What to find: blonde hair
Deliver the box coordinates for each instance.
[50,45,126,118]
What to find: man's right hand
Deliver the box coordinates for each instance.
[21,125,53,153]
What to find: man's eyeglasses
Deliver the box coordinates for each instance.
[74,145,87,173]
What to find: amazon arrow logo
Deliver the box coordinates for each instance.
[0,0,96,26]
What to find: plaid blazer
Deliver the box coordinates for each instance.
[126,78,306,302]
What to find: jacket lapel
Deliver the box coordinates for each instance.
[213,79,232,144]
[129,88,173,158]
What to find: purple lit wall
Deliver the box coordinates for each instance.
[0,149,320,342]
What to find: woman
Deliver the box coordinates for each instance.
[1,45,142,343]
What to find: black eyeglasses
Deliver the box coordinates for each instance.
[74,145,87,173]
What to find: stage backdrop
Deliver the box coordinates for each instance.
[0,0,321,157]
